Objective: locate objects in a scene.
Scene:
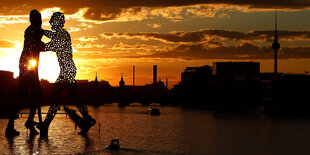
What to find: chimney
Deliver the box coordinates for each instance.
[133,65,135,86]
[153,65,157,84]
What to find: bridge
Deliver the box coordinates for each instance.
[117,84,172,106]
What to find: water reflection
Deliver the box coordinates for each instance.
[1,105,310,154]
[5,136,14,154]
[38,136,50,154]
[26,134,36,154]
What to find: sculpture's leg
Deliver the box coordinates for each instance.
[75,103,96,135]
[25,80,42,136]
[68,82,96,135]
[37,104,59,136]
[6,78,27,138]
[37,82,62,136]
[6,106,20,138]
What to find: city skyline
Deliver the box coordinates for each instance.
[2,1,310,154]
[0,1,310,88]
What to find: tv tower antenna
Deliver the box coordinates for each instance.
[272,6,280,74]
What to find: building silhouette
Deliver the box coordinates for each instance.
[1,59,309,115]
[174,62,261,109]
[174,61,310,114]
[212,62,260,75]
[0,71,18,117]
[117,66,170,106]
[0,64,172,113]
[174,65,213,107]
[259,73,310,114]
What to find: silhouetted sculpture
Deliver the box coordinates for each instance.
[6,10,45,137]
[37,12,96,135]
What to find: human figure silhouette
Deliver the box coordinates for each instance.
[38,12,96,135]
[5,9,45,137]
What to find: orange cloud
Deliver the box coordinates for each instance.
[110,42,159,51]
[0,40,16,48]
[73,42,106,49]
[68,27,81,32]
[75,36,98,42]
[101,29,310,43]
[147,23,161,28]
[125,42,310,60]
[186,6,217,17]
[0,16,27,24]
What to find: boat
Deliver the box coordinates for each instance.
[147,108,160,115]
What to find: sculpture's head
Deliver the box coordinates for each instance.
[29,9,42,26]
[49,12,65,30]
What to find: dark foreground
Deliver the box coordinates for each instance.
[1,104,310,154]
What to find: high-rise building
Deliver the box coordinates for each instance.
[181,65,212,83]
[212,62,260,76]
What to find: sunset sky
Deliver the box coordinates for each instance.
[0,0,309,88]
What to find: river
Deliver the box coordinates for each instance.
[0,104,309,154]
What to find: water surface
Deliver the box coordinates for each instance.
[1,104,310,154]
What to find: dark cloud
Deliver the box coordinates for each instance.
[101,30,310,43]
[99,29,310,60]
[0,40,15,48]
[0,0,309,21]
[125,43,310,60]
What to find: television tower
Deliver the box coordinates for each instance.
[272,7,280,74]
